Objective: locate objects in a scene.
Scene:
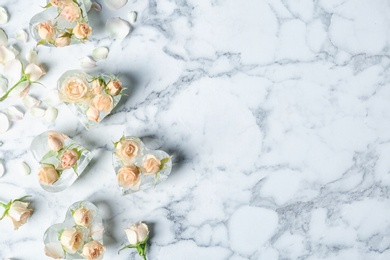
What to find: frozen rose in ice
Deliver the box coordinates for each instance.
[82,241,105,260]
[106,80,122,96]
[86,106,99,122]
[115,139,139,164]
[7,200,33,230]
[73,206,93,227]
[55,33,71,47]
[50,0,72,8]
[60,77,88,102]
[38,21,55,41]
[38,165,60,185]
[61,149,78,169]
[44,242,65,259]
[61,2,81,23]
[91,79,104,95]
[117,165,140,190]
[73,23,92,40]
[48,132,68,151]
[60,227,84,254]
[141,154,161,175]
[92,94,113,111]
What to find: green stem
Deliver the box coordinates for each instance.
[0,202,6,208]
[0,75,28,102]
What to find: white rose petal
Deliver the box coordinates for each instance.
[104,0,128,10]
[29,107,45,118]
[79,56,96,68]
[4,59,22,82]
[91,223,104,241]
[23,95,41,108]
[43,89,62,107]
[25,63,45,81]
[26,49,38,64]
[0,112,9,133]
[92,47,108,60]
[0,7,8,25]
[0,160,4,177]
[45,243,65,259]
[106,18,130,41]
[19,162,30,176]
[0,46,16,65]
[15,30,28,43]
[0,75,8,95]
[4,106,24,121]
[43,107,58,123]
[0,29,8,46]
[84,0,92,12]
[128,11,137,24]
[8,81,29,98]
[92,2,102,12]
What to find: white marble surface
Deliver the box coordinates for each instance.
[1,0,390,259]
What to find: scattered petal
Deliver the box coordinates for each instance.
[106,18,130,40]
[0,29,7,46]
[0,75,7,95]
[15,29,28,43]
[7,45,19,56]
[0,46,16,65]
[29,107,45,118]
[43,89,62,107]
[79,56,96,68]
[0,160,4,177]
[128,11,137,23]
[25,63,45,81]
[26,49,39,64]
[4,106,24,121]
[0,112,9,133]
[45,243,65,259]
[92,2,102,12]
[0,7,8,25]
[84,0,92,12]
[104,0,128,10]
[19,162,30,176]
[23,95,41,108]
[43,107,58,123]
[92,47,108,60]
[4,59,22,82]
[15,82,30,98]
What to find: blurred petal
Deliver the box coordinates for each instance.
[23,94,41,108]
[43,107,58,123]
[15,29,28,43]
[29,107,45,118]
[25,63,45,81]
[128,11,137,23]
[4,106,24,121]
[92,47,108,60]
[26,49,39,64]
[0,112,9,133]
[79,56,96,68]
[19,162,30,176]
[106,18,130,41]
[92,2,102,11]
[104,0,127,10]
[0,7,8,25]
[43,89,63,107]
[0,29,8,46]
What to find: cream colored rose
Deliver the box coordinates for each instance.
[48,131,68,151]
[55,33,71,47]
[25,63,46,82]
[38,165,60,185]
[60,227,84,254]
[141,155,161,175]
[61,2,81,23]
[50,0,72,8]
[107,80,122,96]
[44,242,65,259]
[86,106,100,122]
[73,23,92,40]
[73,206,93,227]
[82,241,105,260]
[91,79,104,95]
[92,94,113,111]
[117,165,140,190]
[7,201,33,230]
[61,149,78,169]
[38,21,55,41]
[124,223,149,245]
[60,77,88,102]
[116,139,140,164]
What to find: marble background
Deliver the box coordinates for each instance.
[1,0,390,259]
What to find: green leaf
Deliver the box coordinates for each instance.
[160,157,170,165]
[41,3,52,8]
[40,150,58,163]
[13,195,31,202]
[36,39,47,46]
[72,164,79,176]
[118,245,136,254]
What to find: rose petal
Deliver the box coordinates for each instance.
[8,82,30,98]
[104,0,128,10]
[91,223,104,241]
[43,89,63,107]
[45,243,65,259]
[43,107,58,123]
[92,2,102,11]
[15,29,28,43]
[25,63,45,81]
[19,162,30,176]
[4,106,24,121]
[4,59,22,82]
[0,46,16,65]
[23,95,41,108]
[128,11,137,23]
[29,107,45,118]
[0,160,4,177]
[79,56,96,68]
[26,49,39,64]
[92,47,109,60]
[0,112,9,133]
[0,7,8,25]
[0,29,8,46]
[106,18,130,41]
[0,75,8,95]
[84,0,92,12]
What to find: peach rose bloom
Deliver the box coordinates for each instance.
[116,139,140,164]
[61,77,88,102]
[50,0,72,8]
[91,79,104,95]
[7,201,33,230]
[38,21,55,41]
[82,241,105,260]
[92,94,113,111]
[38,165,60,185]
[107,80,122,96]
[61,149,78,169]
[86,106,100,122]
[117,165,140,190]
[48,131,68,151]
[141,155,161,175]
[60,227,84,254]
[73,206,93,227]
[55,33,71,47]
[61,2,81,23]
[73,23,92,39]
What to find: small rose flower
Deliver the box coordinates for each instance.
[38,165,60,185]
[73,22,92,40]
[106,80,122,96]
[82,241,105,260]
[48,132,67,151]
[60,2,81,23]
[7,200,33,230]
[44,242,65,259]
[60,227,84,254]
[92,94,113,111]
[91,79,104,95]
[38,21,55,41]
[117,165,140,190]
[55,33,71,47]
[73,206,93,227]
[119,222,149,259]
[60,77,88,103]
[25,63,46,82]
[61,149,78,169]
[141,155,161,175]
[86,106,100,122]
[116,139,140,164]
